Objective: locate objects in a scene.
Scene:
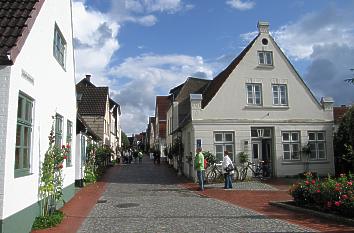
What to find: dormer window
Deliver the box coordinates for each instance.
[258,51,273,66]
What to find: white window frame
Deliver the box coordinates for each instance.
[282,131,300,161]
[258,51,273,66]
[308,131,326,160]
[246,83,262,106]
[214,132,234,163]
[272,84,288,106]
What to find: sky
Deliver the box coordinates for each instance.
[71,0,354,136]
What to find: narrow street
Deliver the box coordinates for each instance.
[77,156,311,233]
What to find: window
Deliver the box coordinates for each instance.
[53,24,66,68]
[214,132,234,162]
[272,84,288,105]
[66,120,73,167]
[282,131,300,160]
[246,83,262,105]
[55,114,63,147]
[258,51,273,66]
[308,132,326,160]
[15,93,33,177]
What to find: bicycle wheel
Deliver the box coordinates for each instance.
[239,167,248,181]
[232,167,239,181]
[206,169,217,183]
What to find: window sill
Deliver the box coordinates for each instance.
[281,160,329,165]
[244,105,289,110]
[256,64,274,69]
[14,169,32,178]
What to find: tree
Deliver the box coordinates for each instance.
[121,131,130,148]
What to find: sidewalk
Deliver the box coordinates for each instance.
[183,180,354,233]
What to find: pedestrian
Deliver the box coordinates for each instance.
[153,150,157,164]
[138,150,143,164]
[222,150,234,189]
[194,147,205,191]
[157,150,161,164]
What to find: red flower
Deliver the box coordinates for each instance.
[305,181,310,185]
[62,145,66,149]
[311,180,316,184]
[66,144,71,149]
[335,187,341,192]
[342,194,348,200]
[334,201,341,207]
[316,190,321,193]
[348,181,353,186]
[335,183,341,187]
[63,156,67,160]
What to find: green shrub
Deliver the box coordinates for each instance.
[238,152,249,164]
[203,151,216,166]
[32,210,64,230]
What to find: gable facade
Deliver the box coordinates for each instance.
[179,22,334,179]
[0,0,76,232]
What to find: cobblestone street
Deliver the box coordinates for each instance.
[77,157,312,233]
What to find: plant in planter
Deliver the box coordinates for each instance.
[238,151,249,164]
[33,125,68,229]
[203,151,216,167]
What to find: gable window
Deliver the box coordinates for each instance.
[15,93,33,177]
[246,83,262,105]
[53,24,66,68]
[272,84,288,105]
[282,131,300,160]
[66,120,73,167]
[55,114,63,147]
[308,132,326,160]
[258,51,273,66]
[214,132,234,162]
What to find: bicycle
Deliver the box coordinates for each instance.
[205,163,223,183]
[239,161,265,181]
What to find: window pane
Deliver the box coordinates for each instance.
[283,144,290,152]
[317,132,324,141]
[16,125,21,146]
[292,151,299,160]
[216,153,223,163]
[215,145,223,153]
[215,134,222,142]
[259,52,265,64]
[23,149,29,168]
[25,100,32,122]
[225,133,233,142]
[251,129,258,137]
[282,132,290,141]
[264,129,271,137]
[266,52,272,65]
[318,150,326,159]
[309,143,316,159]
[318,142,325,151]
[309,132,315,141]
[17,97,23,119]
[24,127,30,146]
[252,144,259,159]
[15,148,20,169]
[291,132,299,142]
[292,144,299,153]
[284,151,290,160]
[225,144,234,156]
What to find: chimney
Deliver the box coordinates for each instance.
[85,74,91,82]
[257,21,269,34]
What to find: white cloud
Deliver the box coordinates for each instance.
[72,0,120,85]
[226,0,255,11]
[272,6,354,60]
[108,54,215,135]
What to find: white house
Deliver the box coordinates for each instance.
[172,22,335,179]
[0,0,76,232]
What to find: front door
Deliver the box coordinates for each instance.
[251,127,273,178]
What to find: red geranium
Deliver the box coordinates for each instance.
[334,201,341,207]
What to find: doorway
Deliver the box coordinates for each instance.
[251,127,273,177]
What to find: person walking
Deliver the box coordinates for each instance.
[194,147,205,191]
[138,150,143,164]
[222,150,234,189]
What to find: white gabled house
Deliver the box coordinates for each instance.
[172,22,335,179]
[0,0,76,232]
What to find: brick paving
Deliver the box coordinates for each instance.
[33,156,354,232]
[77,157,311,233]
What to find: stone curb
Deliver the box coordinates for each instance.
[269,201,354,227]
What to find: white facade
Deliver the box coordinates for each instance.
[0,0,76,231]
[178,22,335,179]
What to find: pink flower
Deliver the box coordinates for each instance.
[311,180,316,184]
[348,182,352,186]
[305,181,310,185]
[335,183,341,187]
[342,194,348,200]
[335,187,341,192]
[316,190,321,193]
[334,201,341,207]
[63,156,67,160]
[66,144,71,149]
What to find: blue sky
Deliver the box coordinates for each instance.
[72,0,354,135]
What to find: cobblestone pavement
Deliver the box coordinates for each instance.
[78,157,312,233]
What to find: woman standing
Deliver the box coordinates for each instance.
[222,150,234,189]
